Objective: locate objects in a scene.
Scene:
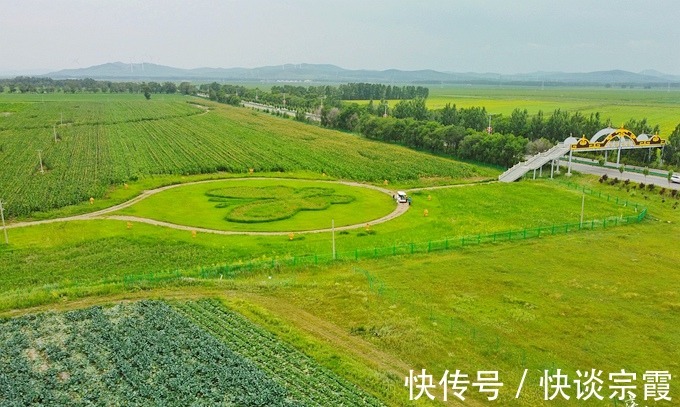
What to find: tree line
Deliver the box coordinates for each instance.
[312,98,680,169]
[0,76,200,95]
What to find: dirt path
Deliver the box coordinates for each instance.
[6,178,486,235]
[6,178,409,235]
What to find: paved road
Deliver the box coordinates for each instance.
[559,160,680,191]
[241,101,321,122]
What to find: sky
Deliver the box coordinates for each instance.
[1,0,679,75]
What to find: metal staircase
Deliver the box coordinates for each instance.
[499,143,571,182]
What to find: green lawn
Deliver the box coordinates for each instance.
[117,178,396,231]
[0,179,643,304]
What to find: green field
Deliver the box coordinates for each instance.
[0,93,494,218]
[1,92,678,406]
[426,86,680,137]
[117,178,395,231]
[1,180,642,310]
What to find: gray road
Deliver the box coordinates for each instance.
[559,160,680,190]
[241,101,321,122]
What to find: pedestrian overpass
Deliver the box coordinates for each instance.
[499,127,667,182]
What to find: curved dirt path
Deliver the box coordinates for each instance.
[7,178,410,235]
[6,178,490,235]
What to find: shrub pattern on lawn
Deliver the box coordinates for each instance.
[0,301,292,406]
[207,186,355,223]
[172,299,383,406]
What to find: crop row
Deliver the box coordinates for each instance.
[173,299,383,406]
[0,97,490,217]
[0,99,201,131]
[0,301,295,406]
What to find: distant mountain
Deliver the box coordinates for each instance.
[43,62,680,85]
[639,69,680,82]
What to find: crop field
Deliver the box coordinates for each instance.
[426,86,680,137]
[117,178,396,231]
[1,91,678,406]
[0,93,494,218]
[173,299,383,405]
[0,300,381,406]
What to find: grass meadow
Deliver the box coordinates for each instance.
[374,86,680,137]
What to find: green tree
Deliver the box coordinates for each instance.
[142,85,151,100]
[161,82,177,94]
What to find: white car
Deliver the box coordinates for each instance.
[671,174,680,184]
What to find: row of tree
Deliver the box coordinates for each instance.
[357,116,527,167]
[201,83,430,110]
[312,98,680,168]
[0,76,201,95]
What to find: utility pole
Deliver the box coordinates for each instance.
[580,193,585,228]
[331,219,336,260]
[0,199,8,244]
[37,150,44,174]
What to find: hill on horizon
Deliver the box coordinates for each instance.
[37,62,680,86]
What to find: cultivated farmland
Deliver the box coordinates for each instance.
[0,94,494,218]
[1,90,678,406]
[0,300,381,406]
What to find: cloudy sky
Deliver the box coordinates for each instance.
[2,0,679,74]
